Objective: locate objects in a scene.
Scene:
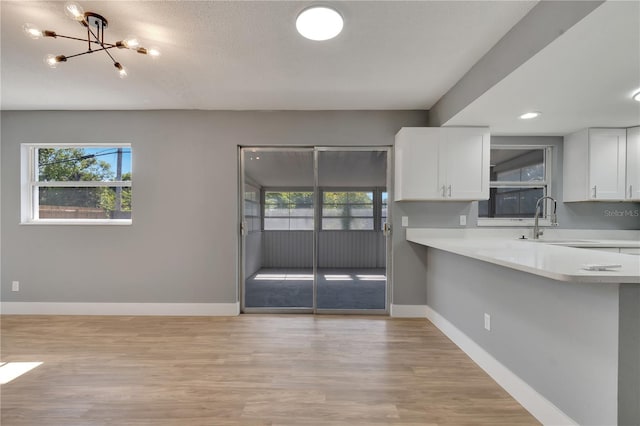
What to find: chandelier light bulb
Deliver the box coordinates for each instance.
[114,62,128,78]
[44,54,59,68]
[23,23,43,39]
[136,47,161,57]
[123,36,140,49]
[64,2,85,21]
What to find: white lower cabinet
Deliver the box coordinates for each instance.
[394,127,490,201]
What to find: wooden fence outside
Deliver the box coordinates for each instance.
[39,205,109,219]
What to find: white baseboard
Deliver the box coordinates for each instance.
[425,306,576,426]
[390,304,427,318]
[0,302,240,316]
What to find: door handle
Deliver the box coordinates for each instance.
[383,222,391,237]
[630,185,633,198]
[240,221,248,236]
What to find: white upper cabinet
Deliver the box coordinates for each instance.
[563,128,628,201]
[626,126,640,201]
[394,127,490,201]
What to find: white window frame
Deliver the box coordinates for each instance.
[477,145,553,227]
[20,143,132,225]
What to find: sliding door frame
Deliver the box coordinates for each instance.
[238,146,392,315]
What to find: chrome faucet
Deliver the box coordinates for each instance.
[533,196,557,239]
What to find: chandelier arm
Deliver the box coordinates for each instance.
[54,34,116,47]
[63,46,118,60]
[103,48,119,65]
[82,23,120,65]
[86,24,101,46]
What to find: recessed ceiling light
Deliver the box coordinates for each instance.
[296,6,343,41]
[633,91,640,102]
[519,111,541,120]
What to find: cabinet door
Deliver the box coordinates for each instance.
[626,127,640,201]
[588,129,626,200]
[444,127,490,200]
[394,128,441,200]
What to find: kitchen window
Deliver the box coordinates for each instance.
[21,143,132,225]
[478,145,552,226]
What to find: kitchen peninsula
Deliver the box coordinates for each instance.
[406,228,640,426]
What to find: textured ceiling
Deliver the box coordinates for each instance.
[0,1,537,110]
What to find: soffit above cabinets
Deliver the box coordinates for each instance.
[445,0,640,136]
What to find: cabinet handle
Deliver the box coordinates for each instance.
[441,185,446,197]
[592,185,597,199]
[448,185,452,197]
[631,185,634,198]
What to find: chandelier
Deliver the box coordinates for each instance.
[23,2,160,78]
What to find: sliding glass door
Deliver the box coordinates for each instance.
[239,147,390,314]
[241,148,315,312]
[316,149,388,313]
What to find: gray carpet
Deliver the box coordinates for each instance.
[245,268,386,310]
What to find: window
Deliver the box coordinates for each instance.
[381,191,388,226]
[322,191,374,230]
[244,183,261,232]
[21,144,132,224]
[261,188,387,231]
[478,146,551,225]
[264,191,314,230]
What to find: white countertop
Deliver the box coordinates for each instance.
[535,240,639,248]
[406,229,640,283]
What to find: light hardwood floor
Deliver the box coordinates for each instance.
[1,315,539,426]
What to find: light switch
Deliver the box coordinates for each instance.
[460,215,467,226]
[401,216,409,227]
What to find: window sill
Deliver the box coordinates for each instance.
[21,219,132,226]
[477,218,553,227]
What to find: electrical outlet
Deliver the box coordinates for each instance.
[484,313,491,331]
[459,215,467,226]
[401,216,409,227]
[12,281,20,292]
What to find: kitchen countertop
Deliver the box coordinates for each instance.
[523,239,640,248]
[406,228,640,283]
